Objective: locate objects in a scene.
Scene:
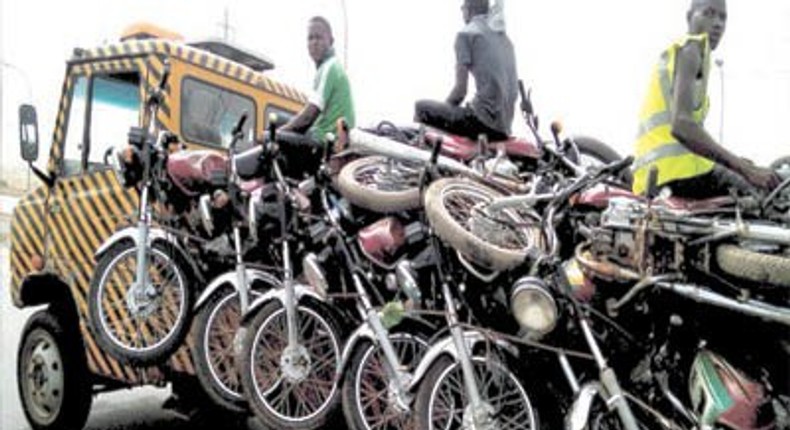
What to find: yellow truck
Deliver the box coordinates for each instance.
[10,23,305,429]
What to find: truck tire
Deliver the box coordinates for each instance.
[17,309,92,430]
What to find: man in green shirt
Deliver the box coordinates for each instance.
[281,16,355,142]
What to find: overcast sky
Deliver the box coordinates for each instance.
[2,0,790,177]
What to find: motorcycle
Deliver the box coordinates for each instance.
[571,166,790,429]
[88,63,233,365]
[336,81,626,215]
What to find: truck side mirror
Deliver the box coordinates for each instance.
[19,104,39,162]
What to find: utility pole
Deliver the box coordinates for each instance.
[716,58,725,143]
[217,7,235,42]
[340,0,349,68]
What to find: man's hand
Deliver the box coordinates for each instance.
[742,165,782,191]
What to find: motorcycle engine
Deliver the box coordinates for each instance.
[591,198,684,274]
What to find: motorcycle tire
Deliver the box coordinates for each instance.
[716,244,790,287]
[18,308,93,430]
[238,298,345,430]
[336,156,423,213]
[413,354,539,430]
[424,178,542,271]
[191,286,269,413]
[88,240,193,366]
[341,330,429,430]
[572,136,633,186]
[770,156,790,171]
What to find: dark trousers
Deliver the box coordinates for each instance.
[666,164,756,199]
[414,100,508,142]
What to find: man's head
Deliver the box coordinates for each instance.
[687,0,727,50]
[461,0,489,24]
[308,16,334,65]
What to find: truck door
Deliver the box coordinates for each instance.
[46,67,143,382]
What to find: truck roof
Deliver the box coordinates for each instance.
[71,38,306,104]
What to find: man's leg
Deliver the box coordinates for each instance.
[667,164,756,199]
[415,100,474,137]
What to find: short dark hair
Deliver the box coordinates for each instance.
[309,16,334,39]
[464,0,489,16]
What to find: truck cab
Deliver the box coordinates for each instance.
[10,23,305,429]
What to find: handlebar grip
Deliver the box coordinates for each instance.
[601,156,634,177]
[233,113,248,136]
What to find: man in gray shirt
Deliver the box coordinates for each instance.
[415,0,518,142]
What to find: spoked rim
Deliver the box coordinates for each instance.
[249,305,341,423]
[354,333,429,430]
[353,158,422,193]
[427,357,537,430]
[22,329,65,425]
[204,291,251,399]
[96,246,187,353]
[439,182,538,252]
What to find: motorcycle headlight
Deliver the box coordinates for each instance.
[303,253,328,299]
[510,277,557,338]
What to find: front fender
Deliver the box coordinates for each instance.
[94,226,204,283]
[339,324,377,374]
[407,330,518,393]
[195,268,282,310]
[565,382,604,430]
[240,283,325,325]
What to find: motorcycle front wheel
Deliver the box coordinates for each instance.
[413,355,539,430]
[337,156,423,213]
[239,298,344,430]
[88,240,193,366]
[341,331,429,430]
[424,178,543,271]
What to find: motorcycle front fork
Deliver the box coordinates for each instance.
[442,281,493,429]
[132,186,152,308]
[232,226,250,314]
[352,273,412,411]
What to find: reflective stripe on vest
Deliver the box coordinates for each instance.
[632,34,714,195]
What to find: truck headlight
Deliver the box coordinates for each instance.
[511,277,557,338]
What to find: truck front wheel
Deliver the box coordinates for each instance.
[17,309,93,430]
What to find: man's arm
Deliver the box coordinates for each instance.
[446,63,469,106]
[671,42,780,189]
[280,103,320,133]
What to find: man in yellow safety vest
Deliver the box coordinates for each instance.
[632,0,781,197]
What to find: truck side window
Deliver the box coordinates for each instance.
[87,73,141,172]
[63,76,88,176]
[181,77,255,148]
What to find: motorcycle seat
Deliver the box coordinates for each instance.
[659,195,736,212]
[424,127,541,161]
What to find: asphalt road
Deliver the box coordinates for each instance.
[0,214,264,430]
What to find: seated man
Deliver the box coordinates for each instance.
[415,0,517,143]
[279,16,355,175]
[632,0,780,198]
